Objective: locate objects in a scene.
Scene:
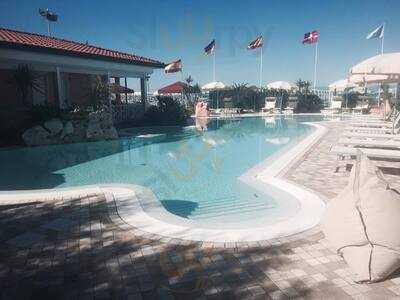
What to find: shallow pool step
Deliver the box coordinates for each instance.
[190,203,276,220]
[193,200,274,215]
[169,201,275,220]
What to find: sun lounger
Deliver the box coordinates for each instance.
[262,97,277,114]
[322,99,342,115]
[342,132,400,141]
[331,145,400,160]
[345,126,395,134]
[348,122,393,128]
[338,138,400,149]
[349,112,400,128]
[284,96,298,115]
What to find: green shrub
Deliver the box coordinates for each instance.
[296,93,323,113]
[141,96,189,126]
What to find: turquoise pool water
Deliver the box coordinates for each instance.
[0,116,320,227]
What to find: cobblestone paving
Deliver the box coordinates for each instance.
[1,122,400,299]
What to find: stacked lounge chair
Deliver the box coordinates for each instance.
[262,97,277,114]
[284,96,298,115]
[330,110,400,171]
[322,97,343,115]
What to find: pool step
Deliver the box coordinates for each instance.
[168,200,275,220]
[192,203,275,220]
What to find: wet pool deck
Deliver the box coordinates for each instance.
[2,121,400,299]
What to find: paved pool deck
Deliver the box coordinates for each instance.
[2,121,400,299]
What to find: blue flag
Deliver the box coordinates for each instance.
[366,24,384,40]
[204,39,215,55]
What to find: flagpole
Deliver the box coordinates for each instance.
[213,47,216,82]
[313,41,318,91]
[259,46,263,88]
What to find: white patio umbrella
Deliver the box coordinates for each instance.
[201,81,227,91]
[328,79,356,92]
[348,74,393,85]
[201,81,228,109]
[266,81,293,90]
[350,53,400,76]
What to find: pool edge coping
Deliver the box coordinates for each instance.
[0,121,329,246]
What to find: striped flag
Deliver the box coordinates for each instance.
[247,36,263,50]
[204,39,215,55]
[302,30,319,44]
[366,24,384,40]
[164,59,182,73]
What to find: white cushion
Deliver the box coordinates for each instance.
[322,152,400,282]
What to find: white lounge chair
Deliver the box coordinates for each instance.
[331,146,400,160]
[262,97,277,114]
[342,132,400,141]
[352,96,371,115]
[284,96,298,115]
[338,138,400,149]
[349,112,400,128]
[322,98,342,115]
[345,113,400,134]
[345,127,395,134]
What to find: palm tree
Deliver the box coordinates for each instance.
[295,79,311,94]
[12,64,44,107]
[185,75,194,86]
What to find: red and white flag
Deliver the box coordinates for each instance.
[302,30,319,44]
[164,59,182,73]
[247,36,263,50]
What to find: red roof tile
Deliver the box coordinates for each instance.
[0,27,164,68]
[158,81,189,94]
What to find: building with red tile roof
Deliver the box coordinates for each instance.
[0,27,164,113]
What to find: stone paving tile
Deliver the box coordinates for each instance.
[1,121,400,299]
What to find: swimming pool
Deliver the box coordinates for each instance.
[0,116,322,229]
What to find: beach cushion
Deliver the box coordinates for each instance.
[322,152,400,282]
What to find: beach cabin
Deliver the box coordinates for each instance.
[0,27,164,125]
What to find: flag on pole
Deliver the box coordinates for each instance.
[204,39,215,55]
[302,30,319,44]
[366,24,385,40]
[247,36,263,49]
[164,59,182,73]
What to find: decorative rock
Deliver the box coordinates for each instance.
[22,125,51,146]
[103,127,118,140]
[86,121,104,140]
[60,121,74,139]
[44,118,63,136]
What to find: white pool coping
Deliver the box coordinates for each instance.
[0,121,328,244]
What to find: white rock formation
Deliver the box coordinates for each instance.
[44,119,63,136]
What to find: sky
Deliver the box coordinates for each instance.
[0,0,399,92]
